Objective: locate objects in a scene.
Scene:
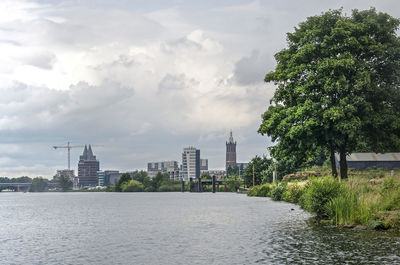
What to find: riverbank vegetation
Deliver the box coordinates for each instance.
[248,169,400,230]
[115,171,182,192]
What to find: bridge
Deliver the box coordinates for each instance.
[0,182,58,192]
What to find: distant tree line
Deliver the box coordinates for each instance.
[0,175,72,192]
[115,171,182,192]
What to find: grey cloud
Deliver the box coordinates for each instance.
[0,80,134,134]
[233,50,272,85]
[158,73,199,92]
[22,51,56,69]
[33,11,164,47]
[0,39,21,46]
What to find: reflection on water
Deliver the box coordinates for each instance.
[0,193,399,265]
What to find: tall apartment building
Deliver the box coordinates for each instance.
[78,145,100,187]
[226,130,237,170]
[147,161,180,179]
[182,147,200,180]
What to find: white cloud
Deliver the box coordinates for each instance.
[1,0,398,177]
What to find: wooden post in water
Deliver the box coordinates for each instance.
[212,175,216,193]
[198,177,202,193]
[181,180,185,192]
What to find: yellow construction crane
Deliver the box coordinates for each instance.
[53,142,103,172]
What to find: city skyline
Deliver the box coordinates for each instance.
[1,0,399,178]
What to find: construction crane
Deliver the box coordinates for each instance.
[53,142,103,172]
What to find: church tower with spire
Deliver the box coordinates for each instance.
[226,130,237,170]
[78,144,100,187]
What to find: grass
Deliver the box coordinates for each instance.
[248,169,400,230]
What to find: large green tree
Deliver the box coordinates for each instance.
[259,8,400,178]
[29,177,48,192]
[115,173,132,192]
[58,175,73,192]
[243,156,272,186]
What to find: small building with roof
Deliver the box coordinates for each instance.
[335,153,400,170]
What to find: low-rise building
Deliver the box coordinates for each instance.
[97,170,122,186]
[203,169,226,179]
[53,169,75,181]
[335,153,400,170]
[147,161,180,179]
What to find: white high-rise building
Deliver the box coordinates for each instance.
[182,147,200,181]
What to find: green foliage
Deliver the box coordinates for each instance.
[248,169,400,229]
[158,184,181,192]
[131,170,150,184]
[247,184,272,197]
[259,183,272,197]
[121,180,144,192]
[225,175,242,192]
[151,172,171,191]
[29,177,48,192]
[243,156,273,186]
[380,180,400,211]
[259,8,400,179]
[115,173,132,192]
[282,182,305,203]
[0,176,32,183]
[57,175,72,192]
[226,165,240,177]
[200,173,212,180]
[325,189,360,225]
[270,182,287,201]
[116,170,184,192]
[300,177,344,217]
[247,186,260,197]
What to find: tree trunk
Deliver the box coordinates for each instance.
[339,145,348,179]
[330,145,338,178]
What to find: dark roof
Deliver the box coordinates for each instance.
[335,153,400,162]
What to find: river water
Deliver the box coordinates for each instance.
[0,192,399,265]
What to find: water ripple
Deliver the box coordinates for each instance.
[0,193,399,264]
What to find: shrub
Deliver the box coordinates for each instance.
[247,186,260,197]
[270,182,287,201]
[282,182,305,203]
[325,188,360,225]
[158,184,181,192]
[225,176,242,192]
[380,191,400,211]
[121,180,144,192]
[300,177,344,218]
[258,183,272,197]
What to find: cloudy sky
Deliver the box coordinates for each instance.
[1,0,399,177]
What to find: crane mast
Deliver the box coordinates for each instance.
[53,142,84,172]
[53,142,104,172]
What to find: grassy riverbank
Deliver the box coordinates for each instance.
[248,169,400,230]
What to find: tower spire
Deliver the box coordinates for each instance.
[83,145,88,158]
[229,130,234,143]
[88,144,94,160]
[226,130,237,170]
